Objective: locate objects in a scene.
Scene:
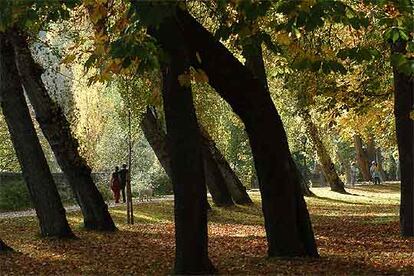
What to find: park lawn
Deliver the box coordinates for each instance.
[1,183,413,275]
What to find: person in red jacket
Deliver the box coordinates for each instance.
[110,166,121,203]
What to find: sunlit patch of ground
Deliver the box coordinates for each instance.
[1,182,413,275]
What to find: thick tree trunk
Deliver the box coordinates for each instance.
[0,33,72,238]
[354,135,371,181]
[177,9,318,257]
[391,41,414,237]
[151,16,216,274]
[141,107,234,207]
[10,32,115,231]
[366,136,376,163]
[242,35,312,198]
[0,239,13,252]
[199,127,253,204]
[302,111,346,193]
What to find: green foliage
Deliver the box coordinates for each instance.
[0,180,32,211]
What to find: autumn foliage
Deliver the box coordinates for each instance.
[1,184,413,275]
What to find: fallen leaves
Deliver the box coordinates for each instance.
[0,183,413,275]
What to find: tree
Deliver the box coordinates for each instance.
[149,12,216,274]
[176,8,318,257]
[141,107,251,206]
[141,107,234,207]
[10,31,116,231]
[391,39,414,237]
[0,33,73,238]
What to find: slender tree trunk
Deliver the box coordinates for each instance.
[302,111,346,193]
[391,40,414,237]
[376,148,387,181]
[0,33,72,238]
[242,35,311,198]
[10,32,115,231]
[337,152,351,185]
[366,136,376,163]
[150,16,216,274]
[141,107,234,207]
[354,135,371,181]
[199,127,253,204]
[177,9,318,257]
[0,239,13,252]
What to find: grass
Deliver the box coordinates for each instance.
[1,183,413,275]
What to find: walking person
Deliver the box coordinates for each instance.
[370,161,381,185]
[118,164,129,203]
[110,166,121,203]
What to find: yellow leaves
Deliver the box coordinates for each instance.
[275,31,292,46]
[89,4,107,24]
[299,0,316,12]
[178,69,209,87]
[60,54,77,65]
[410,110,414,120]
[178,72,192,87]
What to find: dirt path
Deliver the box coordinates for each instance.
[0,195,174,219]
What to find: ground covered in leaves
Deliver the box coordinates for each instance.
[1,183,413,275]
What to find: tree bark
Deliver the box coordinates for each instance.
[177,9,318,257]
[199,127,253,204]
[0,239,13,252]
[242,34,312,198]
[353,135,371,181]
[302,111,346,193]
[141,107,234,207]
[391,40,414,237]
[10,32,115,231]
[150,16,216,274]
[0,33,73,238]
[337,151,351,185]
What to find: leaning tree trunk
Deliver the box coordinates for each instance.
[150,16,216,274]
[177,8,318,257]
[141,107,234,207]
[0,239,13,252]
[242,34,312,197]
[199,127,253,204]
[376,148,387,181]
[0,33,72,238]
[337,151,351,185]
[302,111,346,193]
[354,135,371,181]
[10,31,115,231]
[391,40,414,237]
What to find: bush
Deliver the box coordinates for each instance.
[151,174,172,196]
[0,180,32,211]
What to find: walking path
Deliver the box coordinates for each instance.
[0,195,174,219]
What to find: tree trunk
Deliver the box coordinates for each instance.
[337,151,351,185]
[141,107,234,207]
[10,31,115,231]
[302,111,346,193]
[242,34,312,198]
[353,135,371,181]
[199,127,253,204]
[0,33,73,238]
[366,136,376,163]
[0,239,13,252]
[376,148,387,181]
[177,9,318,257]
[391,40,414,237]
[150,16,216,274]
